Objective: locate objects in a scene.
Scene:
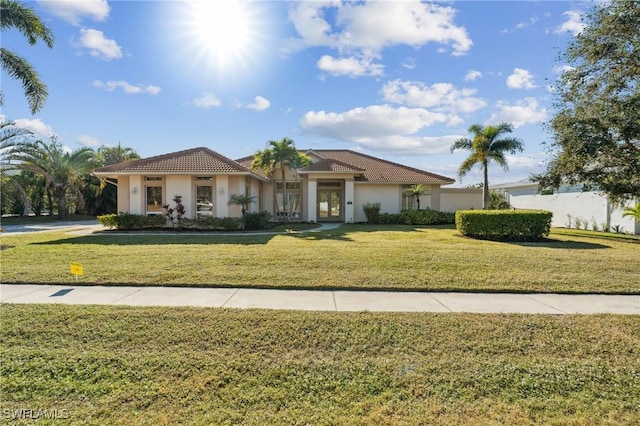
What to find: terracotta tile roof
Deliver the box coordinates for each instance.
[298,158,365,173]
[307,150,455,184]
[93,147,253,175]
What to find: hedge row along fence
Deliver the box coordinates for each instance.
[455,209,553,241]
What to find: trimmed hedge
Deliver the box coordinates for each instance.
[455,209,553,241]
[378,209,456,225]
[98,213,165,230]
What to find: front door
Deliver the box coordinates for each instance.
[318,190,342,221]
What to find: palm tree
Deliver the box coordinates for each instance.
[96,142,140,165]
[450,122,524,209]
[1,0,54,114]
[251,137,310,221]
[4,138,94,219]
[228,193,257,229]
[406,184,428,210]
[622,203,640,221]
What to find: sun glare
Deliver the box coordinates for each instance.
[177,0,264,76]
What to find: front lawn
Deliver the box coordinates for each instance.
[1,305,638,425]
[1,225,638,293]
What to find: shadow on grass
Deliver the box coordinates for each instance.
[504,239,610,250]
[35,233,279,246]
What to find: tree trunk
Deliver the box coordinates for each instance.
[56,187,67,220]
[417,196,420,211]
[482,161,489,209]
[281,168,287,222]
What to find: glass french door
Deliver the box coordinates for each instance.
[318,191,341,221]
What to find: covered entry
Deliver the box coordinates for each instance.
[318,182,342,221]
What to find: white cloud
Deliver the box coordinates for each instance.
[554,10,586,36]
[506,68,536,90]
[300,105,461,154]
[464,70,482,82]
[37,0,109,25]
[93,80,161,95]
[382,80,486,115]
[317,54,384,77]
[502,15,539,33]
[191,93,222,109]
[402,57,416,70]
[13,118,55,139]
[285,1,472,76]
[76,28,122,60]
[488,97,548,128]
[77,134,101,148]
[245,96,271,111]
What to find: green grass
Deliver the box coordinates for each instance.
[1,224,638,293]
[1,304,638,425]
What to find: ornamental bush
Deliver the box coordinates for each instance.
[377,209,455,225]
[455,209,553,241]
[244,210,271,230]
[98,213,165,230]
[363,203,381,224]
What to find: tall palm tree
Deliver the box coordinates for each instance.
[1,0,54,114]
[251,137,310,221]
[4,138,94,219]
[451,122,523,209]
[406,184,428,210]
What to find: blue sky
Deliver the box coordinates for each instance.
[2,0,589,186]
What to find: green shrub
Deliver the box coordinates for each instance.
[218,217,241,231]
[455,209,552,241]
[105,213,165,230]
[363,203,381,224]
[400,209,455,225]
[97,214,118,229]
[377,209,455,225]
[244,210,271,230]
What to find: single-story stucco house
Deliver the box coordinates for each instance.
[93,147,468,223]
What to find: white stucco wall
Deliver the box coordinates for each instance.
[165,175,192,217]
[353,184,401,222]
[440,188,483,212]
[508,189,638,233]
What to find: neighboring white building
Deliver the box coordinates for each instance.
[491,179,640,235]
[94,147,483,223]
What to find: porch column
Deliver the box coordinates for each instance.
[430,184,441,211]
[216,175,229,217]
[307,179,317,222]
[129,175,142,215]
[345,179,355,223]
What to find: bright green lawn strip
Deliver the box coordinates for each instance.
[1,225,638,293]
[1,305,639,425]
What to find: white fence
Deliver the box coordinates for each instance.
[506,190,639,234]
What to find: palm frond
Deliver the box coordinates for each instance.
[0,48,48,114]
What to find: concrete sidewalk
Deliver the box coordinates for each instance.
[1,284,638,314]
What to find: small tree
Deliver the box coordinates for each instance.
[406,184,428,210]
[228,193,257,229]
[163,195,186,227]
